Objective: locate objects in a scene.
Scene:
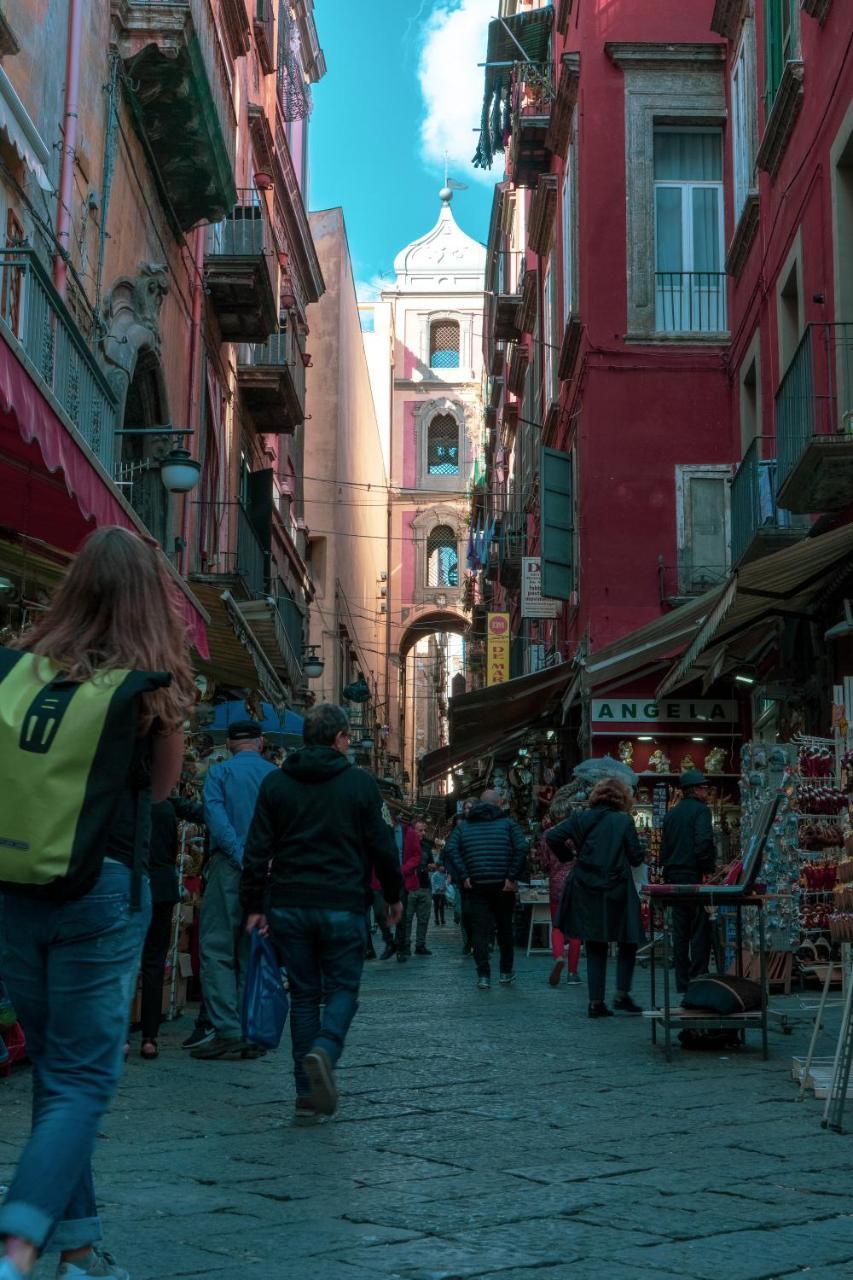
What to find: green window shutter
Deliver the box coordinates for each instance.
[540,446,574,600]
[764,0,781,113]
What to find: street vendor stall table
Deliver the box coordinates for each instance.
[518,885,551,955]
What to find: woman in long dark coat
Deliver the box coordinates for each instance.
[546,778,645,1018]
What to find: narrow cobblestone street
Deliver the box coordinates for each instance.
[3,928,852,1280]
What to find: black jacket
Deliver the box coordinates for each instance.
[547,805,645,944]
[661,794,715,880]
[149,800,180,905]
[240,746,402,915]
[443,802,528,885]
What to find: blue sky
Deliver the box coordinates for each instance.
[309,0,498,296]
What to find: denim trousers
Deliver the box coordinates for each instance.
[199,853,248,1041]
[0,861,151,1251]
[269,906,366,1097]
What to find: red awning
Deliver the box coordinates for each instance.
[0,336,209,656]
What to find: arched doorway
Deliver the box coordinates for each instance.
[118,349,171,547]
[398,608,468,798]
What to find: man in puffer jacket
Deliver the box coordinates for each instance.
[444,789,528,990]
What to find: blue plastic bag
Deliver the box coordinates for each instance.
[242,929,289,1049]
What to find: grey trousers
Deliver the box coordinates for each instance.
[199,853,249,1040]
[403,888,431,951]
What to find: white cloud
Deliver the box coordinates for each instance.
[355,273,391,301]
[418,0,495,183]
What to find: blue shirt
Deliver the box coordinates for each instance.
[203,750,278,868]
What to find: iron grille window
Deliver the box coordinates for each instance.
[427,526,459,588]
[427,413,459,475]
[430,319,460,368]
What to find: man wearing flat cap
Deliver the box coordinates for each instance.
[193,719,278,1058]
[661,769,717,994]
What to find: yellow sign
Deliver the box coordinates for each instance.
[486,612,510,686]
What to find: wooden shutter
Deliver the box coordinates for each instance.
[540,446,573,599]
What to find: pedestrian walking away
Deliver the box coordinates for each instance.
[241,704,403,1124]
[193,721,277,1060]
[133,800,182,1060]
[542,827,582,986]
[443,790,528,990]
[0,527,195,1280]
[661,769,717,993]
[547,777,646,1018]
[431,863,447,925]
[399,820,434,958]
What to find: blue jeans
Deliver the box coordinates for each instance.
[0,861,150,1251]
[270,907,366,1096]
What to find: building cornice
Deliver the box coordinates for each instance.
[801,0,832,23]
[725,191,759,278]
[710,0,748,41]
[606,43,726,70]
[756,61,804,178]
[528,173,558,258]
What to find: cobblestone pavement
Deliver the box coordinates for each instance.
[2,926,853,1280]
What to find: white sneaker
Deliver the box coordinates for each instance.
[56,1248,129,1279]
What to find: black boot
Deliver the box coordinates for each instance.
[588,1001,614,1019]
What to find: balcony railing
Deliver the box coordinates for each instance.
[208,189,267,257]
[730,439,804,567]
[655,272,727,334]
[494,250,524,298]
[776,322,853,511]
[246,324,306,407]
[236,500,267,597]
[0,246,117,469]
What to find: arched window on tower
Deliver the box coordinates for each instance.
[429,319,460,368]
[426,525,459,588]
[427,413,459,475]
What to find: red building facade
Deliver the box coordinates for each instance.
[475,0,852,762]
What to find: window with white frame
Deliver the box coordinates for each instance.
[429,318,460,369]
[654,129,726,333]
[426,413,459,475]
[677,466,731,594]
[426,525,459,588]
[731,20,758,225]
[561,135,574,321]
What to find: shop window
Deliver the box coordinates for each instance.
[731,19,758,224]
[427,414,459,475]
[426,525,459,588]
[764,0,799,117]
[429,319,460,369]
[654,129,725,333]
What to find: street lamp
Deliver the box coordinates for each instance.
[160,447,201,494]
[302,645,324,679]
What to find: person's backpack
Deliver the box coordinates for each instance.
[0,646,169,901]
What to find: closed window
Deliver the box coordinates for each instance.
[678,468,731,594]
[654,129,726,333]
[561,130,575,321]
[731,20,758,223]
[543,259,557,403]
[426,526,459,588]
[430,319,460,369]
[427,413,459,475]
[764,0,798,116]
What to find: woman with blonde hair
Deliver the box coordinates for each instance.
[0,527,195,1280]
[546,776,645,1018]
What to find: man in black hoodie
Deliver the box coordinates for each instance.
[444,789,528,990]
[241,704,402,1124]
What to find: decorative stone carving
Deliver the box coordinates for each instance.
[100,262,169,404]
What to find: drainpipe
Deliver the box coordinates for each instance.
[179,225,206,574]
[54,0,84,298]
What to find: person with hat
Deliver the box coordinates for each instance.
[192,720,278,1059]
[660,769,717,994]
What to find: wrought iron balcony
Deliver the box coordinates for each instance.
[111,0,237,231]
[508,62,553,187]
[205,190,279,341]
[730,439,809,568]
[237,321,307,434]
[499,510,526,590]
[0,246,117,469]
[655,272,727,335]
[776,323,853,513]
[491,251,524,342]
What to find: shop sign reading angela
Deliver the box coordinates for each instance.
[591,699,737,723]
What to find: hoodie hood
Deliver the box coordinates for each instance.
[466,802,505,823]
[281,745,352,784]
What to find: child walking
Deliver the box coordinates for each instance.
[543,835,582,986]
[431,864,447,926]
